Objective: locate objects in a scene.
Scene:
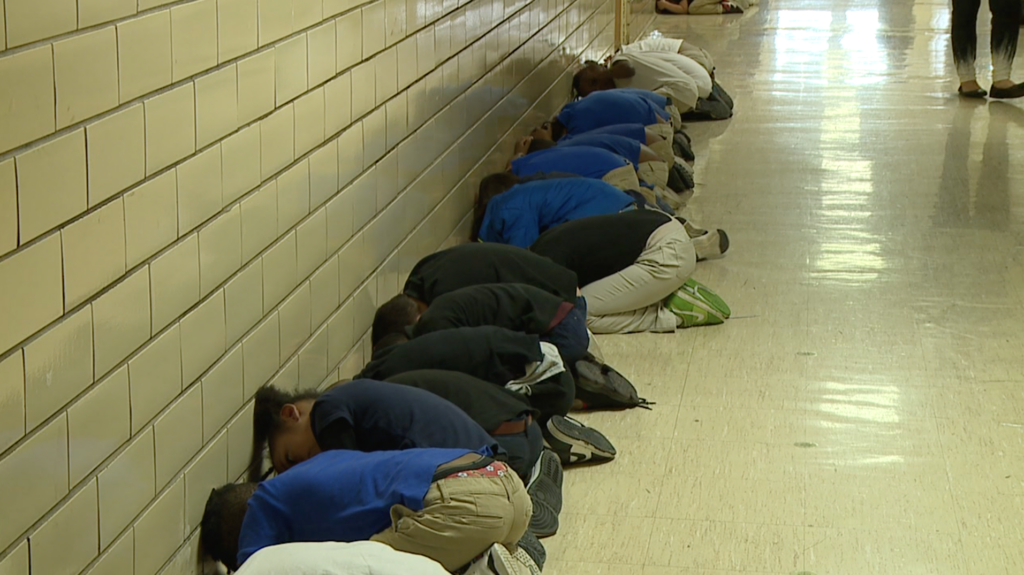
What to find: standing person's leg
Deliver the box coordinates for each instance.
[582,221,695,333]
[989,0,1024,96]
[952,0,984,93]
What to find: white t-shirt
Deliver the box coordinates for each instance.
[236,541,450,575]
[612,51,714,109]
[622,37,684,54]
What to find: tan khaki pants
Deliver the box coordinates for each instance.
[649,138,675,164]
[601,165,642,192]
[679,40,715,74]
[637,161,669,188]
[647,123,674,142]
[665,104,683,129]
[583,220,696,334]
[371,471,532,571]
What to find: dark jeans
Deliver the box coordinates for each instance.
[952,0,1022,81]
[493,419,545,480]
[541,296,590,365]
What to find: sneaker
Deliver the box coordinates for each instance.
[527,496,559,538]
[527,449,564,496]
[691,228,730,261]
[665,279,730,328]
[574,358,649,410]
[470,543,541,575]
[673,132,695,161]
[544,415,617,465]
[517,530,547,569]
[721,1,743,13]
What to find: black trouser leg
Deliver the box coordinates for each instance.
[990,0,1023,80]
[522,371,575,424]
[952,0,982,81]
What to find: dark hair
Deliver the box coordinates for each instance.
[471,172,521,241]
[571,62,606,100]
[527,138,557,154]
[371,295,420,349]
[200,482,260,571]
[374,332,410,351]
[248,386,321,482]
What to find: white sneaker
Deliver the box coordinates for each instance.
[464,544,541,575]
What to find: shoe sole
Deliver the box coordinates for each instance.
[528,495,559,538]
[490,544,542,575]
[547,416,617,461]
[575,360,640,407]
[517,531,547,569]
[527,452,564,517]
[683,278,732,317]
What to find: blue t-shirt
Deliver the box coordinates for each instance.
[479,179,634,248]
[557,134,642,166]
[236,448,479,566]
[557,91,669,135]
[510,146,631,179]
[311,380,499,455]
[560,123,647,144]
[612,88,670,110]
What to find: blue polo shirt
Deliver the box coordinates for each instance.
[510,146,631,179]
[560,123,647,144]
[310,380,499,454]
[557,133,642,166]
[479,178,634,248]
[236,448,480,566]
[557,91,670,135]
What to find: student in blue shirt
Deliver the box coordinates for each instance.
[508,143,633,180]
[550,90,671,139]
[200,449,534,572]
[472,173,636,248]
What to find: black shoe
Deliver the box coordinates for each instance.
[544,415,617,465]
[525,450,563,537]
[529,449,563,495]
[672,132,695,161]
[989,83,1024,99]
[958,85,987,98]
[667,163,695,193]
[574,358,648,410]
[527,496,559,538]
[517,531,547,570]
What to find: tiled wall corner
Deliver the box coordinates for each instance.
[0,0,615,571]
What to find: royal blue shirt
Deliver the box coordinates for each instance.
[612,88,671,110]
[510,146,631,179]
[479,178,634,248]
[236,448,480,566]
[560,123,647,144]
[311,379,499,455]
[557,133,642,166]
[557,91,669,135]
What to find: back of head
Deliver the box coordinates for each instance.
[472,173,521,241]
[526,138,557,154]
[249,386,320,482]
[371,294,420,350]
[201,482,260,572]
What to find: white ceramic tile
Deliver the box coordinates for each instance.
[242,314,280,398]
[149,235,200,335]
[0,160,15,256]
[68,366,130,485]
[80,0,136,27]
[326,302,354,368]
[257,0,292,46]
[97,428,154,548]
[117,11,172,103]
[16,129,87,242]
[297,208,328,281]
[292,0,321,30]
[184,433,227,531]
[362,108,386,167]
[90,270,151,379]
[198,206,242,296]
[23,306,93,429]
[225,259,264,345]
[0,352,25,453]
[170,0,218,82]
[82,530,132,575]
[201,346,242,441]
[385,95,408,151]
[384,0,406,46]
[0,540,27,575]
[298,326,328,388]
[237,50,276,124]
[350,61,376,118]
[397,36,418,91]
[240,182,279,262]
[262,232,298,312]
[87,105,146,206]
[416,27,435,77]
[53,27,119,129]
[29,479,99,575]
[294,87,326,157]
[308,21,337,87]
[335,11,363,72]
[309,139,340,209]
[310,256,340,328]
[323,73,352,137]
[0,415,68,550]
[0,46,54,154]
[123,171,178,269]
[362,2,386,56]
[260,105,295,179]
[179,291,226,385]
[218,0,257,62]
[127,324,182,434]
[4,0,75,48]
[176,146,224,235]
[195,65,239,149]
[132,478,184,575]
[153,384,201,488]
[279,283,311,361]
[144,84,196,175]
[375,48,399,106]
[269,355,298,391]
[276,161,311,235]
[0,234,63,354]
[275,35,308,105]
[337,122,364,188]
[226,402,255,480]
[221,125,262,205]
[62,199,126,308]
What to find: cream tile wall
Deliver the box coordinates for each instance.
[0,0,615,571]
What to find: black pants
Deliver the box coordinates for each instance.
[951,0,1023,81]
[519,371,575,425]
[493,420,545,480]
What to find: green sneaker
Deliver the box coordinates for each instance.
[665,279,731,328]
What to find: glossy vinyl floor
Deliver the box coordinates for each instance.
[545,1,1024,573]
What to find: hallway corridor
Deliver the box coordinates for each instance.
[546,1,1024,573]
